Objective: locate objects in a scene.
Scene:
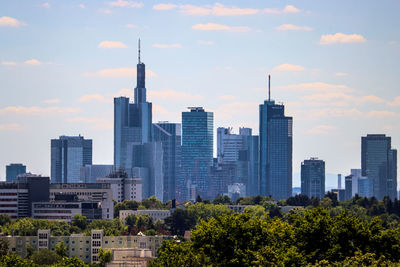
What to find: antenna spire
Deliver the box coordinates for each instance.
[268,74,271,101]
[138,38,141,64]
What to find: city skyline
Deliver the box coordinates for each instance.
[1,1,400,188]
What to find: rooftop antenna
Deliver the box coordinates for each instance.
[138,38,141,64]
[268,74,271,101]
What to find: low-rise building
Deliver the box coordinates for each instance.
[119,210,171,224]
[97,171,142,202]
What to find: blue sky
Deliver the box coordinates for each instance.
[1,0,399,187]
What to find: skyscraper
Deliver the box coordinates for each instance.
[153,122,182,202]
[51,135,92,183]
[182,107,213,200]
[114,39,152,170]
[6,163,26,182]
[259,75,293,200]
[301,158,325,199]
[361,134,397,200]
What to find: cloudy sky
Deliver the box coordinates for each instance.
[1,0,399,187]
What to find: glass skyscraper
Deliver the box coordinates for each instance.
[114,40,152,170]
[51,135,92,183]
[259,84,293,200]
[182,107,213,200]
[153,122,182,202]
[301,158,325,199]
[6,163,26,182]
[361,134,397,200]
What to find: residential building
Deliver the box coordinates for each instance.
[152,122,182,202]
[51,135,92,183]
[182,107,213,200]
[80,165,113,183]
[301,158,325,199]
[259,76,293,200]
[5,163,26,182]
[361,134,397,199]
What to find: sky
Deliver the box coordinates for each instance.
[1,0,400,188]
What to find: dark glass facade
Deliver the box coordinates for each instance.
[182,107,213,200]
[259,100,292,200]
[301,158,325,199]
[361,134,397,200]
[51,136,92,183]
[6,163,26,182]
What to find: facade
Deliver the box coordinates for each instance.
[344,175,353,201]
[97,171,142,202]
[49,183,114,219]
[259,96,293,200]
[217,127,244,163]
[208,160,236,200]
[51,135,92,183]
[119,209,172,224]
[0,174,49,218]
[152,122,182,202]
[182,107,213,200]
[114,42,152,170]
[5,163,26,182]
[80,164,113,183]
[301,158,325,199]
[361,134,397,200]
[1,229,170,264]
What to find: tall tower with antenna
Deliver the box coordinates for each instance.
[259,74,293,200]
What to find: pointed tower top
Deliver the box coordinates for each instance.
[268,74,271,101]
[138,38,141,64]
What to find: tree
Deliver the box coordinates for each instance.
[98,248,112,267]
[72,214,87,230]
[26,244,35,258]
[213,195,232,205]
[125,214,138,227]
[0,238,9,256]
[141,196,165,210]
[0,254,35,267]
[55,241,68,257]
[56,257,88,267]
[30,249,61,265]
[0,214,11,226]
[195,195,202,203]
[164,209,196,236]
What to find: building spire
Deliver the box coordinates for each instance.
[138,38,141,64]
[268,74,271,101]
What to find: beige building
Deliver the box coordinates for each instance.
[1,229,171,264]
[106,248,153,267]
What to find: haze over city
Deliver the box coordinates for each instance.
[1,0,399,188]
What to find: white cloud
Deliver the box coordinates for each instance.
[335,72,348,77]
[83,68,156,78]
[109,0,143,8]
[0,106,80,116]
[264,5,301,14]
[273,64,305,71]
[1,61,17,66]
[0,123,24,131]
[42,98,60,104]
[367,110,398,118]
[152,43,182,48]
[198,40,215,45]
[42,2,50,8]
[24,59,42,66]
[389,96,400,107]
[79,4,85,9]
[278,82,353,93]
[148,90,203,102]
[192,23,252,32]
[126,24,138,29]
[99,9,112,14]
[320,33,367,45]
[306,125,337,135]
[0,16,27,27]
[276,24,312,31]
[358,95,385,104]
[98,41,128,49]
[153,3,177,10]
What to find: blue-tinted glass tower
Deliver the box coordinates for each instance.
[6,163,26,182]
[51,135,92,183]
[114,39,152,170]
[301,158,325,199]
[153,122,182,202]
[259,75,292,200]
[182,107,213,200]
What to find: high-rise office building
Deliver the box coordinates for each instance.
[6,163,26,182]
[182,107,213,200]
[80,164,113,183]
[51,135,92,183]
[361,134,397,200]
[114,39,152,170]
[259,76,293,200]
[301,158,325,199]
[153,122,182,202]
